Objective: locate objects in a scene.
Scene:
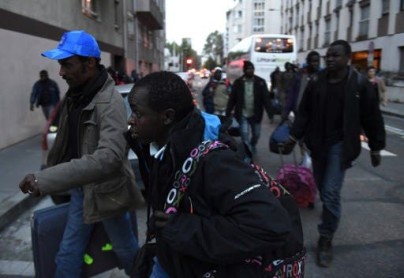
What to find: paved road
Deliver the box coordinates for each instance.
[1,78,403,277]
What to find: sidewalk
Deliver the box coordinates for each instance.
[380,101,404,118]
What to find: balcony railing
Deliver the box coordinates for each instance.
[136,0,163,30]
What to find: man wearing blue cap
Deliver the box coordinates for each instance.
[19,30,144,276]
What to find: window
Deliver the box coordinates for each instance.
[359,5,370,36]
[335,0,342,8]
[299,30,304,50]
[127,13,134,37]
[400,47,404,74]
[253,0,265,16]
[114,0,119,30]
[142,29,148,48]
[253,0,265,32]
[401,0,404,10]
[253,18,264,32]
[324,19,331,44]
[82,0,99,19]
[382,0,390,15]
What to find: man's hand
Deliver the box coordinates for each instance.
[19,174,41,197]
[371,151,381,167]
[153,211,172,230]
[30,104,34,111]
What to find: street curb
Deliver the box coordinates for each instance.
[0,193,43,232]
[381,109,404,119]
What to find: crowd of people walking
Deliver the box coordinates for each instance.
[21,28,386,277]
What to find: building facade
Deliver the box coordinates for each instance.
[0,0,164,149]
[224,0,404,100]
[280,0,404,76]
[225,0,282,56]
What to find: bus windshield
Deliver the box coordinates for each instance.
[226,34,297,86]
[253,37,294,53]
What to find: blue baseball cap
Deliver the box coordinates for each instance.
[41,30,101,60]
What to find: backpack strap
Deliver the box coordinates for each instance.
[163,140,228,214]
[250,163,292,198]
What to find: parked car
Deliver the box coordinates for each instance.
[41,83,144,204]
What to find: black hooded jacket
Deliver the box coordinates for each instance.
[225,75,272,123]
[128,109,291,277]
[291,67,386,168]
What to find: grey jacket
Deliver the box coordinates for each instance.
[36,76,144,223]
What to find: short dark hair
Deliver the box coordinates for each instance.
[306,51,320,63]
[129,71,194,121]
[330,40,351,55]
[367,66,376,71]
[40,70,48,75]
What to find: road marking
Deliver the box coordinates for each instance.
[385,125,404,137]
[361,142,396,156]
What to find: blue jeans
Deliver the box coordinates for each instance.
[55,188,138,277]
[239,116,261,154]
[312,142,346,237]
[41,104,55,120]
[150,257,170,278]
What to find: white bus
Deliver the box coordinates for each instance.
[226,34,297,87]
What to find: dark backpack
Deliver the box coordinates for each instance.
[249,163,305,277]
[167,140,305,277]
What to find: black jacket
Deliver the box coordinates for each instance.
[291,67,386,168]
[130,109,291,277]
[226,75,272,123]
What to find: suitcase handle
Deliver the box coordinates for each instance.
[277,145,298,166]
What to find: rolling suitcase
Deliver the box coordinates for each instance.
[276,151,317,208]
[31,202,138,278]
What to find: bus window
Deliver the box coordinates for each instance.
[254,37,294,53]
[226,34,297,87]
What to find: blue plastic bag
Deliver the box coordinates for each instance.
[269,121,292,154]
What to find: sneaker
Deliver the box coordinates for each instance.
[316,235,333,267]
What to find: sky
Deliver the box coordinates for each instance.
[165,0,236,55]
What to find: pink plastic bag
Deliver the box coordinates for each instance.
[276,164,317,208]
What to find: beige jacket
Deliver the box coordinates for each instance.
[375,77,387,105]
[213,83,229,114]
[36,76,144,223]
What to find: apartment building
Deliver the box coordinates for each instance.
[0,0,164,149]
[280,0,404,77]
[225,0,282,56]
